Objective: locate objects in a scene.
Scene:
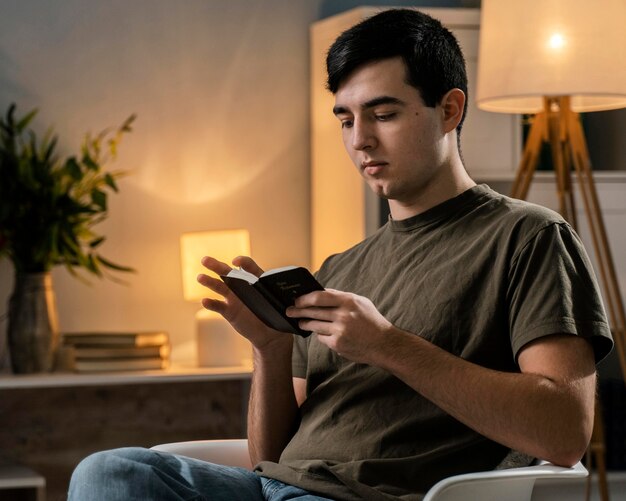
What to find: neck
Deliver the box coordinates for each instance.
[388,160,476,220]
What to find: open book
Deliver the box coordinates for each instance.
[221,266,324,337]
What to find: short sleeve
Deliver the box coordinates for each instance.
[507,222,613,362]
[292,334,309,378]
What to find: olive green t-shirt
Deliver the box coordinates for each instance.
[255,185,613,500]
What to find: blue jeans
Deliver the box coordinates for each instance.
[68,447,336,500]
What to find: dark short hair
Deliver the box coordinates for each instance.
[326,9,468,136]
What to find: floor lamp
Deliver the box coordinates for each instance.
[477,1,626,500]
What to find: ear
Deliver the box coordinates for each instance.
[440,88,465,134]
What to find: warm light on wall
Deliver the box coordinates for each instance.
[180,229,251,367]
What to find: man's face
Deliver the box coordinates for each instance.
[333,57,449,206]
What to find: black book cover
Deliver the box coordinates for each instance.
[221,267,324,337]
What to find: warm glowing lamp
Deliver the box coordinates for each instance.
[180,229,252,367]
[477,0,626,114]
[477,1,626,496]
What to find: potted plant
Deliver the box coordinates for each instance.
[0,104,136,373]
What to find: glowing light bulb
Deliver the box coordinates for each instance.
[548,33,566,50]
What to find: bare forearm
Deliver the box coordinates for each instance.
[247,337,300,465]
[374,329,596,466]
[196,255,302,463]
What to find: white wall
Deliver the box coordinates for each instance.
[0,0,323,365]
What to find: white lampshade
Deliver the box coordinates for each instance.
[180,229,250,302]
[476,0,626,114]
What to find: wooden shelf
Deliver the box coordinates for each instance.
[0,464,45,489]
[0,464,45,501]
[0,365,251,500]
[0,364,252,389]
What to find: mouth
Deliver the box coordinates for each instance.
[361,160,387,176]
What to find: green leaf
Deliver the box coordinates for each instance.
[60,229,81,256]
[86,253,103,277]
[40,128,57,162]
[91,188,107,211]
[103,172,118,192]
[16,108,38,133]
[108,137,118,158]
[82,153,99,171]
[98,255,135,273]
[43,138,57,164]
[89,236,106,248]
[120,114,136,133]
[6,103,16,129]
[65,157,82,180]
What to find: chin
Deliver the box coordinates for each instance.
[365,180,390,198]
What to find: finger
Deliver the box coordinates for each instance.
[201,256,233,276]
[294,289,343,308]
[297,318,333,336]
[287,306,335,322]
[201,297,228,316]
[232,255,265,277]
[197,273,231,298]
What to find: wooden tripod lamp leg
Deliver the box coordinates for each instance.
[546,97,577,225]
[511,112,545,200]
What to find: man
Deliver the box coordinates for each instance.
[69,9,613,501]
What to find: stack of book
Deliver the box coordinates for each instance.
[62,331,170,373]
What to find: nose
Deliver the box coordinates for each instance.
[351,119,376,151]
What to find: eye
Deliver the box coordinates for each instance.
[340,119,354,129]
[375,113,396,122]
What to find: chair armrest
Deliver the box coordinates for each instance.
[151,439,252,470]
[151,440,588,501]
[423,461,588,501]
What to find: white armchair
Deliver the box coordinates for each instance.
[151,439,588,501]
[152,439,253,470]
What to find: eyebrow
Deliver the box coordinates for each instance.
[332,95,406,116]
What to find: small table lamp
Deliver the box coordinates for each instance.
[180,229,252,367]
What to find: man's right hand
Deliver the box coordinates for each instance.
[197,255,288,350]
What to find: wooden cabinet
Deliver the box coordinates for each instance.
[0,367,251,501]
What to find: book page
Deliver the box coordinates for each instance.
[225,267,260,284]
[226,265,299,283]
[260,265,298,277]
